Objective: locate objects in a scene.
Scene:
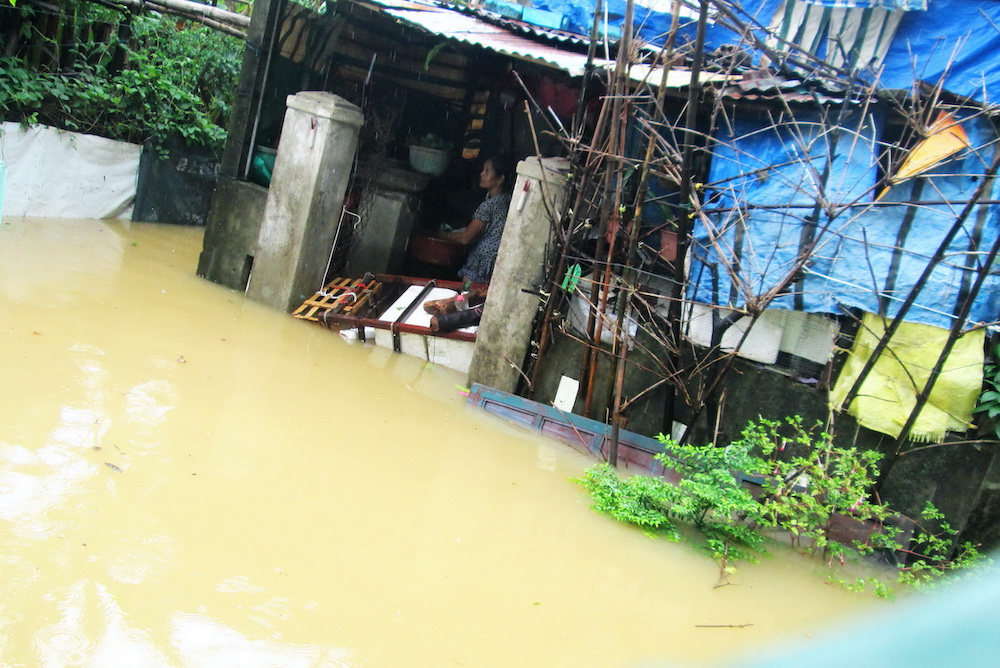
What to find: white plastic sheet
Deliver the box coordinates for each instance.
[0,122,140,219]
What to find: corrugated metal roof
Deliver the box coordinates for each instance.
[367,0,609,76]
[357,0,728,87]
[713,71,858,104]
[464,4,593,49]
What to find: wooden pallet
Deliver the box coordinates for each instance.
[292,275,381,322]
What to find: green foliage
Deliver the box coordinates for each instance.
[577,416,992,595]
[973,342,1000,439]
[896,502,989,589]
[578,464,682,539]
[655,439,769,567]
[578,434,770,568]
[0,11,242,154]
[734,416,892,562]
[424,42,447,71]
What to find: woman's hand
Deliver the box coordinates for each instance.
[445,218,485,246]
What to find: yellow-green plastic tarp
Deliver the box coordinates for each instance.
[830,312,984,442]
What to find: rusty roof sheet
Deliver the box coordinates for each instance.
[464,4,593,49]
[713,71,858,104]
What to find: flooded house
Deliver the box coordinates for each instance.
[196,0,719,377]
[197,0,1000,551]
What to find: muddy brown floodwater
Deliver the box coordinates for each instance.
[0,217,880,667]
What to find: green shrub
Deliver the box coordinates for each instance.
[577,416,991,595]
[973,342,1000,439]
[0,10,242,154]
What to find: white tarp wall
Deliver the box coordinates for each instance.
[0,122,140,219]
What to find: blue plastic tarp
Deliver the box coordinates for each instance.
[531,0,1000,105]
[529,0,784,52]
[880,0,1000,105]
[688,110,1000,329]
[831,111,1000,328]
[805,0,926,7]
[688,109,879,312]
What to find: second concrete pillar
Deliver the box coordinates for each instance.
[246,92,364,312]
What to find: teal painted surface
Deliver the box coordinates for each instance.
[467,383,668,474]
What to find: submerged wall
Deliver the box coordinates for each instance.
[134,139,220,226]
[197,177,268,291]
[531,333,1000,552]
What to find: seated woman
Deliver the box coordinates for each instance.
[439,155,514,285]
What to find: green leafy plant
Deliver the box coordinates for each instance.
[733,416,892,564]
[973,342,1000,439]
[1,9,241,155]
[577,416,991,595]
[578,432,770,573]
[894,502,988,589]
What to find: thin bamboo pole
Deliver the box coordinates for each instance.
[608,32,679,465]
[116,0,250,28]
[602,0,640,464]
[524,89,612,398]
[572,0,603,138]
[663,0,710,442]
[581,16,632,419]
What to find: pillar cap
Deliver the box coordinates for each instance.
[516,156,570,184]
[286,92,364,127]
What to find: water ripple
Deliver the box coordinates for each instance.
[34,626,93,666]
[10,517,64,541]
[171,613,359,667]
[216,575,265,594]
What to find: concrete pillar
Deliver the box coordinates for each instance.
[246,92,364,312]
[468,157,569,393]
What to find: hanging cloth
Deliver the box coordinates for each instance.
[830,312,984,442]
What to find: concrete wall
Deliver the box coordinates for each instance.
[197,176,269,291]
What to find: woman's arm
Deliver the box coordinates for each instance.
[442,217,485,246]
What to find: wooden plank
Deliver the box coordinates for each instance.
[293,277,358,321]
[294,275,478,343]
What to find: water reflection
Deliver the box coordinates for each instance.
[0,218,125,304]
[171,613,357,667]
[0,219,878,667]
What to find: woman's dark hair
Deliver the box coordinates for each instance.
[486,154,515,192]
